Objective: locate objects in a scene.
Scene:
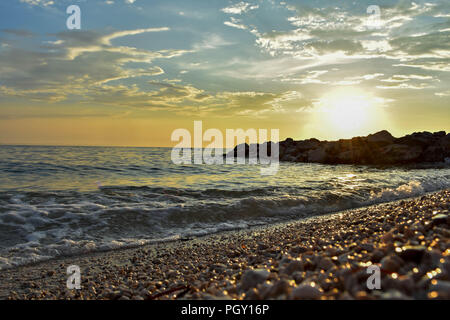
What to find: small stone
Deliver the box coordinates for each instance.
[371,250,385,263]
[264,279,290,298]
[282,260,303,275]
[244,288,261,300]
[290,246,308,254]
[257,243,268,250]
[317,257,334,270]
[290,284,322,300]
[292,271,305,284]
[209,264,227,272]
[397,246,427,263]
[360,243,374,252]
[379,290,409,300]
[381,232,393,243]
[240,269,270,291]
[381,255,401,273]
[166,270,179,278]
[431,214,448,226]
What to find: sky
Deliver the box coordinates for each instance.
[0,0,449,147]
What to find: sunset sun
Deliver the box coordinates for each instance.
[311,88,386,138]
[325,90,370,132]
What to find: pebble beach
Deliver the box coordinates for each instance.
[1,189,449,300]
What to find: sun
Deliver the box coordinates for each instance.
[325,91,370,132]
[312,88,385,138]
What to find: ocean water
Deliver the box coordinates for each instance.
[0,145,449,269]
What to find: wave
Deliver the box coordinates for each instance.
[0,176,449,270]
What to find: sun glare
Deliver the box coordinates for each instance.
[311,88,387,139]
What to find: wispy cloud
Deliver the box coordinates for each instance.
[221,2,259,15]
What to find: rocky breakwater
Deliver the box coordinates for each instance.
[225,130,450,165]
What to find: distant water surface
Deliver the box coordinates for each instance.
[0,145,449,269]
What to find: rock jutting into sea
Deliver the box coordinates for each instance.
[225,130,450,165]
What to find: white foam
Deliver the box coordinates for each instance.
[369,180,424,202]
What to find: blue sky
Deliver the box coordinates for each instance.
[0,0,449,146]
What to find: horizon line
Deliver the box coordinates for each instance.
[0,129,447,149]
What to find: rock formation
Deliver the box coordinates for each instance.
[225,130,450,165]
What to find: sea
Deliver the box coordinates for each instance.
[0,145,449,269]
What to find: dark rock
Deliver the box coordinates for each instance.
[367,130,395,144]
[422,145,445,162]
[290,284,322,300]
[240,269,269,291]
[440,134,450,157]
[264,279,290,298]
[379,144,422,164]
[282,260,303,275]
[433,131,446,138]
[397,246,427,263]
[381,255,401,272]
[396,131,435,147]
[431,214,448,226]
[284,138,294,144]
[295,138,321,152]
[307,148,327,163]
[226,130,449,165]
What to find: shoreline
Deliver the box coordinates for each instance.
[0,188,444,271]
[1,189,449,300]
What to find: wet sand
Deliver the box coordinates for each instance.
[1,189,449,300]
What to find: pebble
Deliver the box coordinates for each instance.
[282,260,303,275]
[264,279,290,299]
[290,284,322,300]
[317,257,334,271]
[381,255,401,273]
[240,269,270,291]
[397,246,427,263]
[431,214,448,226]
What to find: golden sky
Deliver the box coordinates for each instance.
[0,0,449,146]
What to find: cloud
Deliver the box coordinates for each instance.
[219,56,320,80]
[266,90,304,112]
[279,70,329,84]
[376,82,433,90]
[224,17,248,30]
[47,27,171,60]
[0,27,189,103]
[375,72,438,90]
[393,59,450,72]
[380,74,434,83]
[20,0,54,7]
[223,1,450,65]
[388,31,450,59]
[221,2,259,15]
[193,34,234,50]
[435,90,450,97]
[1,29,34,37]
[305,39,364,56]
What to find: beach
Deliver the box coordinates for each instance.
[1,189,448,300]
